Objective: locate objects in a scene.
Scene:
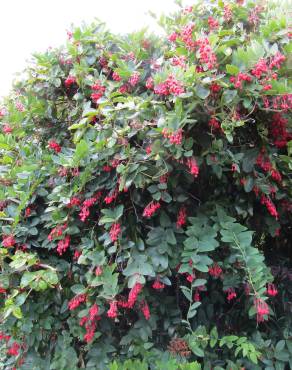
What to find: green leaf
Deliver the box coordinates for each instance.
[226,64,239,75]
[195,85,210,99]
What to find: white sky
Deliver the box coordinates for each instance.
[0,0,188,99]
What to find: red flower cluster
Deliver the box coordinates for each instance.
[270,169,282,183]
[143,201,161,218]
[208,117,221,131]
[48,140,61,153]
[168,32,179,43]
[154,75,185,96]
[145,77,154,89]
[80,304,100,343]
[230,72,252,89]
[269,113,290,148]
[176,206,187,228]
[109,223,121,242]
[186,157,199,177]
[64,75,76,88]
[15,101,25,112]
[266,283,278,297]
[107,300,118,318]
[197,38,217,70]
[171,56,187,69]
[224,4,232,22]
[254,297,269,323]
[208,263,222,278]
[128,72,140,87]
[127,282,143,308]
[261,195,278,219]
[270,52,286,69]
[68,294,87,310]
[2,124,12,134]
[48,223,67,241]
[67,197,81,208]
[251,58,268,78]
[162,128,183,145]
[226,288,237,301]
[140,300,150,320]
[95,266,103,276]
[57,235,70,255]
[79,194,101,222]
[104,187,118,205]
[152,280,165,289]
[7,342,20,356]
[2,234,16,248]
[112,71,122,81]
[91,80,106,103]
[181,24,196,49]
[208,17,219,30]
[210,82,221,93]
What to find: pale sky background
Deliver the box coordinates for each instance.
[0,0,191,99]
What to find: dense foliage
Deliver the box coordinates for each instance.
[0,0,291,369]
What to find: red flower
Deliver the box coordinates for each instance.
[79,206,90,222]
[73,250,81,260]
[269,52,286,69]
[254,297,269,323]
[146,77,154,89]
[2,124,12,133]
[109,223,121,242]
[107,301,118,318]
[168,32,178,42]
[143,201,161,218]
[270,169,282,183]
[7,342,20,356]
[261,195,278,219]
[89,304,99,320]
[2,235,16,248]
[251,58,268,78]
[224,5,232,22]
[169,129,183,145]
[48,140,61,153]
[127,282,143,308]
[267,283,278,297]
[226,288,236,301]
[176,206,187,228]
[64,75,76,88]
[68,294,87,310]
[25,207,31,217]
[95,266,103,276]
[112,71,122,81]
[67,197,81,208]
[91,80,106,103]
[128,72,140,87]
[140,300,150,320]
[119,84,129,94]
[152,280,165,289]
[197,37,217,70]
[208,263,222,278]
[104,187,118,204]
[210,82,221,93]
[186,157,199,177]
[57,235,70,255]
[208,117,221,131]
[208,17,219,30]
[146,145,152,155]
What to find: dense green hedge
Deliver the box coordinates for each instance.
[0,0,291,369]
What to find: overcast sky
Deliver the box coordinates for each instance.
[0,0,190,98]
